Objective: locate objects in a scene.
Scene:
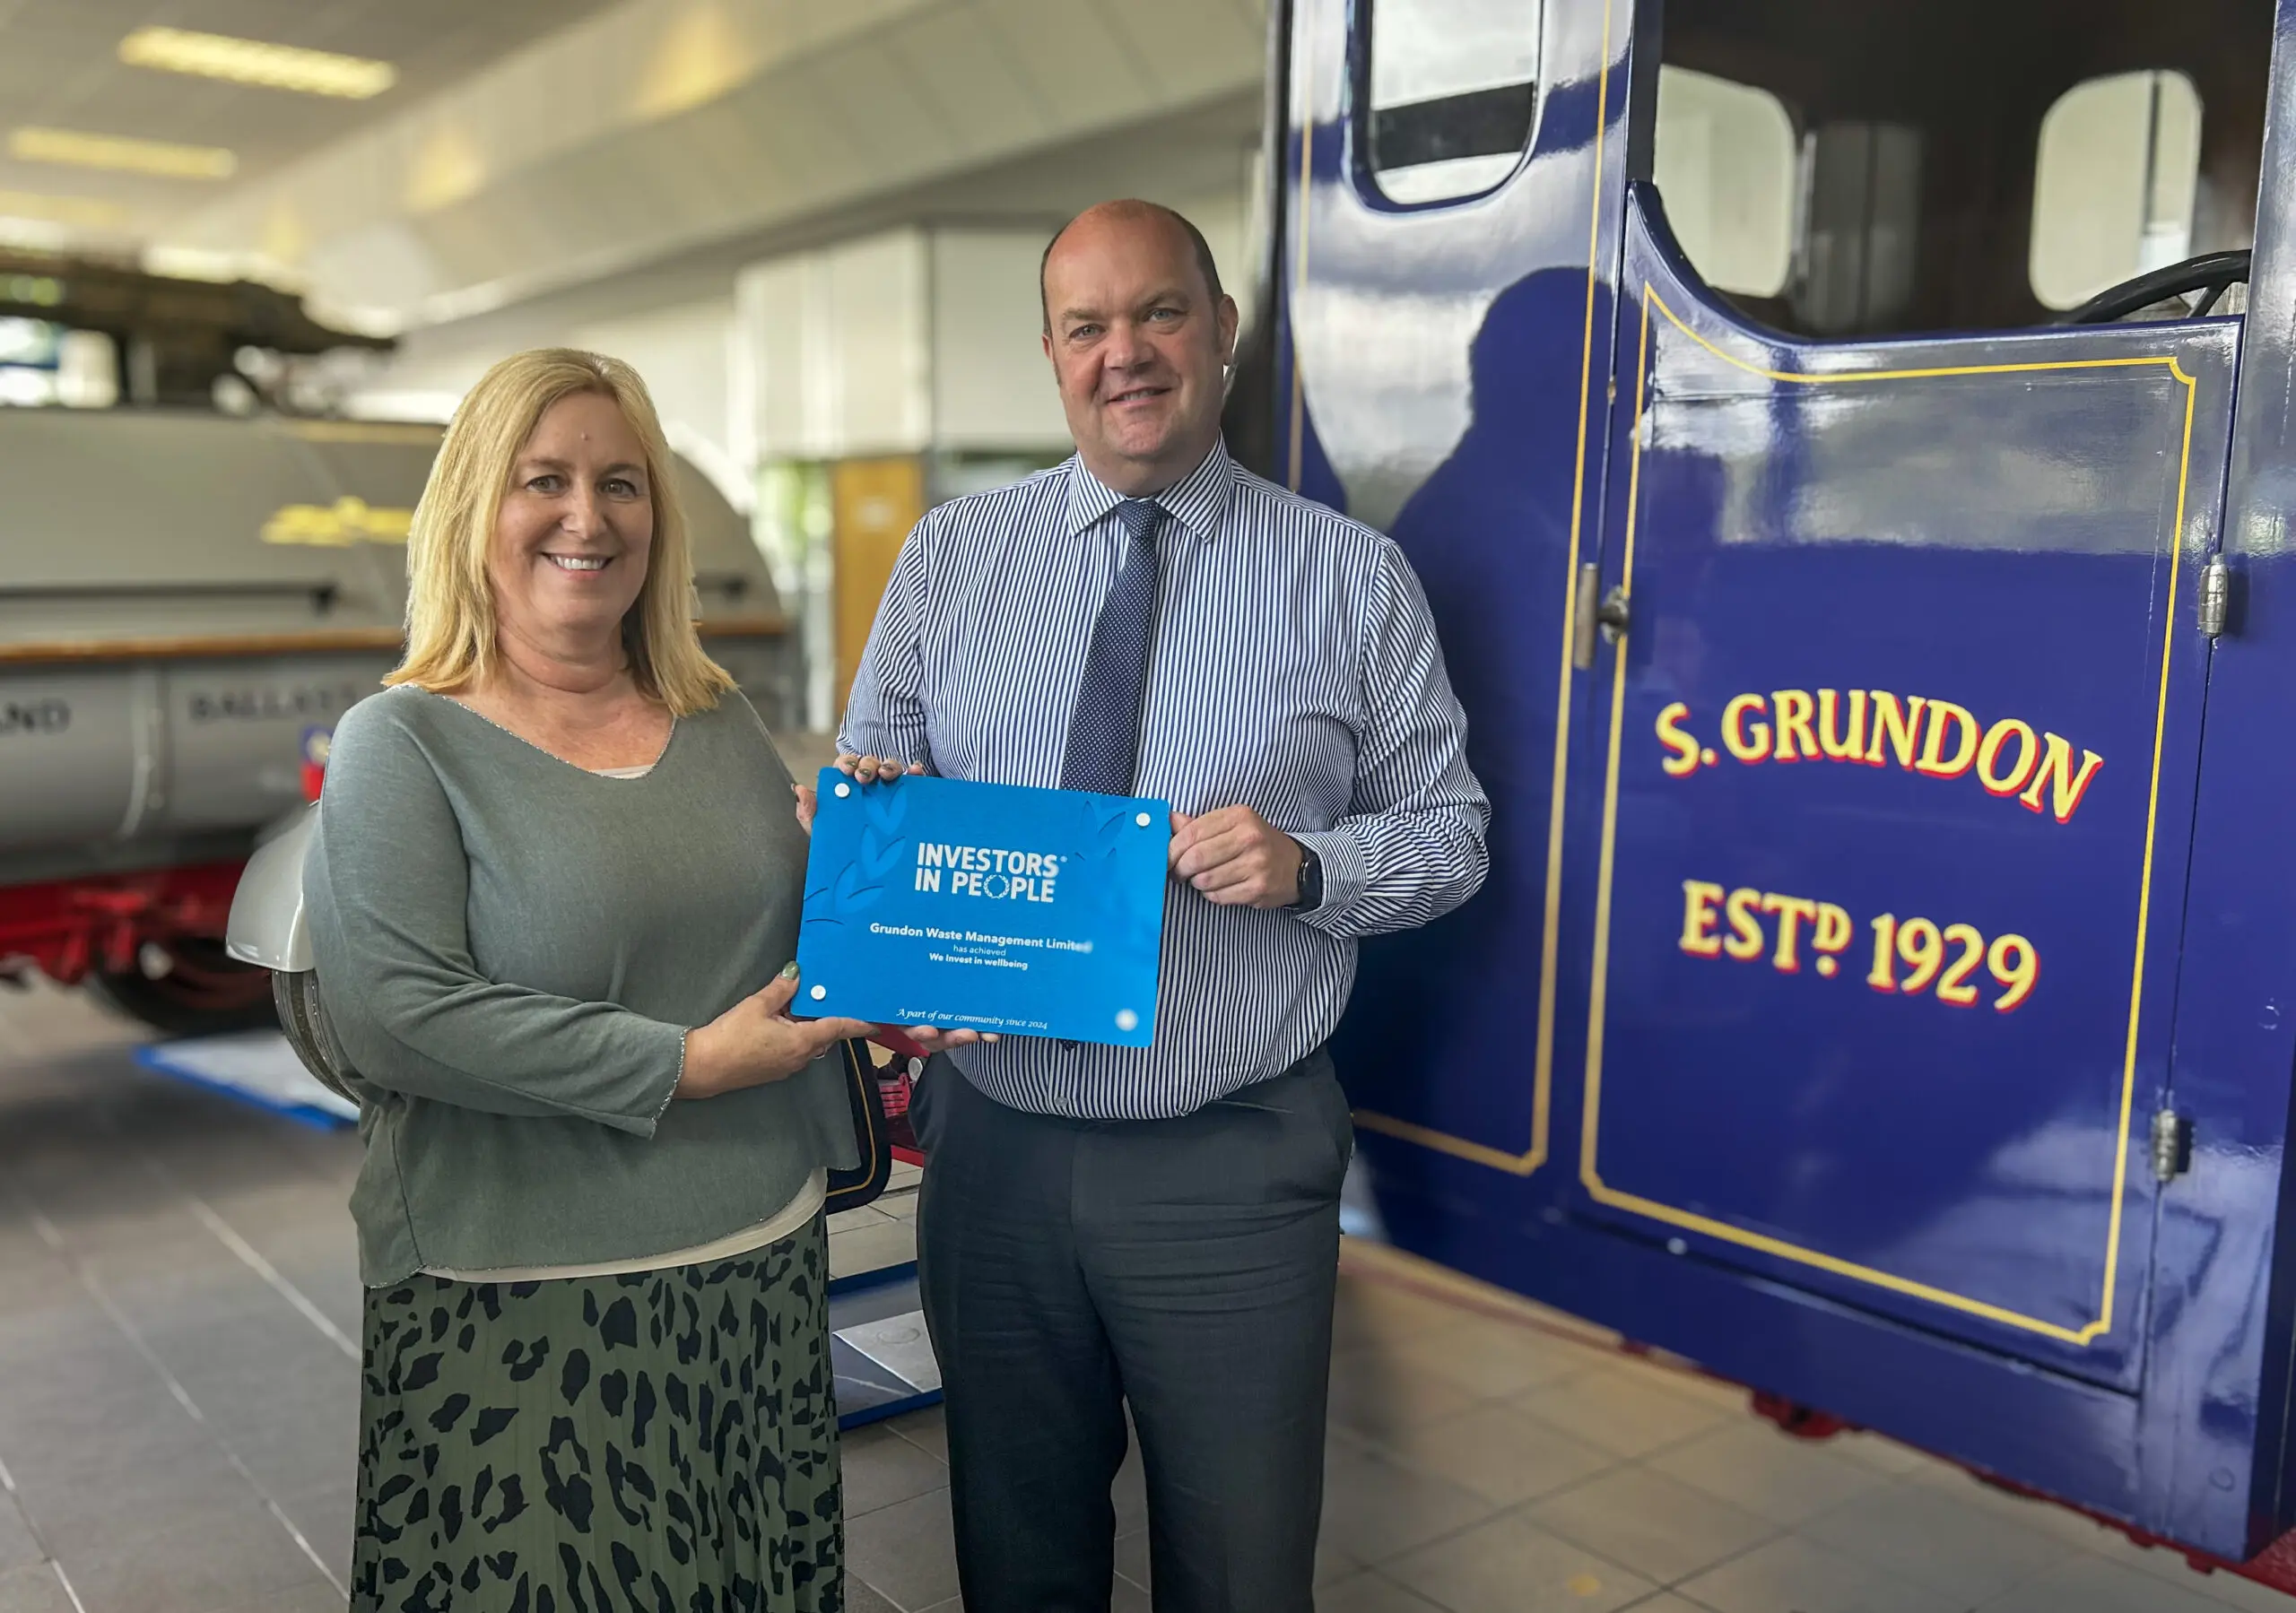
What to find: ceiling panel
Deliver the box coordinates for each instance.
[0,0,623,232]
[29,0,1267,330]
[974,0,1159,134]
[882,10,1052,165]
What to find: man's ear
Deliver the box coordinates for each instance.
[1041,327,1056,366]
[1216,295,1240,367]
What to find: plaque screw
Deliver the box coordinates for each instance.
[834,782,851,798]
[1135,812,1151,827]
[810,984,826,1001]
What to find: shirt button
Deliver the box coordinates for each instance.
[1060,1039,1080,1053]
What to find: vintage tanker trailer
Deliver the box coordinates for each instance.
[0,405,790,1034]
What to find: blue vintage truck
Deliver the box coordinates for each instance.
[1231,0,2296,1574]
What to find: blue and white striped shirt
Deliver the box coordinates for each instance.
[839,443,1490,1120]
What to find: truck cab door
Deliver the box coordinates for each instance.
[1567,185,2237,1391]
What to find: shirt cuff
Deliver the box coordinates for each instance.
[610,1017,690,1138]
[656,1030,691,1129]
[1292,828,1368,917]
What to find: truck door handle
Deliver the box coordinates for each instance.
[1570,564,1632,671]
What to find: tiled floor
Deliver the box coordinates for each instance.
[2,978,2292,1612]
[828,1176,923,1282]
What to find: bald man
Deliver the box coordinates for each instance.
[838,201,1489,1612]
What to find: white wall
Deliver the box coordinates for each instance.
[931,230,1069,452]
[345,291,746,507]
[735,230,935,464]
[570,298,741,501]
[735,185,1258,465]
[736,224,1064,463]
[338,169,1259,490]
[1175,180,1256,336]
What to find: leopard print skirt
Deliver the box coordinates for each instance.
[352,1218,843,1613]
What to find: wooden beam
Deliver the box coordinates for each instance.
[0,615,788,667]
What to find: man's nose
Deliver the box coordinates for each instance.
[1102,318,1156,373]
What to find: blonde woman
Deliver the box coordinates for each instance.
[307,349,871,1612]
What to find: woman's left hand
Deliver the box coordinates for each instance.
[794,783,817,834]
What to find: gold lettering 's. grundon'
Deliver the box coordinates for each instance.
[1655,690,2104,824]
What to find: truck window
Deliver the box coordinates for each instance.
[1794,120,1925,334]
[1361,0,1542,205]
[2031,71,2204,312]
[1651,1,2264,336]
[1654,67,1796,299]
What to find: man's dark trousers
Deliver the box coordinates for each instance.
[912,1051,1352,1613]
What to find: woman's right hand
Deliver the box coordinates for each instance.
[896,1024,998,1052]
[679,968,873,1100]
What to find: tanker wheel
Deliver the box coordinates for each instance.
[85,936,277,1037]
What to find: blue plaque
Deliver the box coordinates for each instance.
[796,770,1169,1046]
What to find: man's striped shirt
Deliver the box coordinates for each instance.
[839,442,1490,1120]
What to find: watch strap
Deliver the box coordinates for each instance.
[1291,837,1323,910]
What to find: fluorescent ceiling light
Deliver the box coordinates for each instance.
[119,27,396,100]
[9,127,235,179]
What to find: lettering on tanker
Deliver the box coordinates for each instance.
[1654,690,2104,823]
[0,699,70,736]
[1679,879,2040,1012]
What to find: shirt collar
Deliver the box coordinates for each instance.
[1063,439,1237,543]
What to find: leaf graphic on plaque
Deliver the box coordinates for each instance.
[859,828,907,880]
[833,861,884,913]
[1078,806,1131,889]
[862,785,909,837]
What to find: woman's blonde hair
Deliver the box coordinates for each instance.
[387,347,733,715]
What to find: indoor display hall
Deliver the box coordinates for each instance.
[7,3,2296,1611]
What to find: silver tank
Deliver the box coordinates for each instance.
[0,407,791,893]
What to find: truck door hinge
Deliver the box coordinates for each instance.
[2198,557,2231,638]
[2151,1109,2193,1184]
[1570,563,1602,670]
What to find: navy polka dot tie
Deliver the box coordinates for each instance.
[1059,499,1165,795]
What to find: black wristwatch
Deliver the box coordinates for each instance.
[1288,837,1324,911]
